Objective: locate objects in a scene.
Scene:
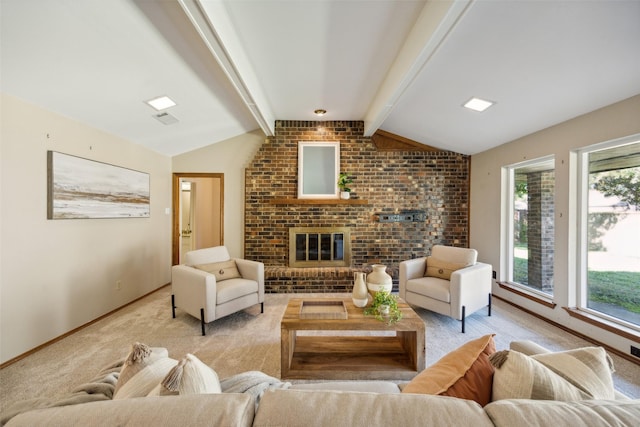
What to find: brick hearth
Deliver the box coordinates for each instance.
[245,120,469,293]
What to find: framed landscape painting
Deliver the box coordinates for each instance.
[47,151,150,219]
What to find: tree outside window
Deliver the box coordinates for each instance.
[584,143,640,326]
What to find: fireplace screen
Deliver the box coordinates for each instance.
[289,227,351,268]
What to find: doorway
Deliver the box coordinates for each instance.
[172,173,224,265]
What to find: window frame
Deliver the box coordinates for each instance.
[574,134,640,332]
[501,155,556,299]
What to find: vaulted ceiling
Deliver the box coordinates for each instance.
[2,0,639,157]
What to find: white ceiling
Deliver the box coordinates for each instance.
[2,0,639,157]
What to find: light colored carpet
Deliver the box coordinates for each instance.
[1,285,638,412]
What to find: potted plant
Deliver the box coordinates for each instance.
[337,172,353,199]
[363,290,402,325]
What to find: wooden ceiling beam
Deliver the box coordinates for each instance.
[371,129,441,151]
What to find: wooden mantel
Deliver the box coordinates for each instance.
[269,198,369,205]
[371,129,441,151]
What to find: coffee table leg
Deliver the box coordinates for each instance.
[398,329,425,371]
[281,327,297,379]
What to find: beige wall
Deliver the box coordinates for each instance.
[470,95,640,355]
[172,130,265,258]
[0,94,173,364]
[3,89,636,363]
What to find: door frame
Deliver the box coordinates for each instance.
[172,173,224,265]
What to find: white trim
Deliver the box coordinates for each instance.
[501,155,556,295]
[573,133,640,325]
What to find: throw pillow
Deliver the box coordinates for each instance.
[424,256,469,280]
[113,343,177,399]
[149,353,221,396]
[194,260,241,282]
[489,347,615,401]
[113,342,170,396]
[402,334,496,406]
[532,346,615,400]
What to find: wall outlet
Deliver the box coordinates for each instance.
[492,270,497,279]
[116,280,122,290]
[631,345,640,358]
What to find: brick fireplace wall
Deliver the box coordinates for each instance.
[245,120,470,293]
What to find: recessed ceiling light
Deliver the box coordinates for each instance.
[314,109,327,116]
[463,97,494,112]
[145,95,177,111]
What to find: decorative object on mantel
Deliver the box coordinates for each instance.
[366,264,393,297]
[364,290,402,324]
[337,172,353,200]
[351,272,369,308]
[376,210,426,223]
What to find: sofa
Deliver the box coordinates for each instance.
[4,340,639,426]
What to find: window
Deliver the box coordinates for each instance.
[576,138,640,328]
[504,156,555,296]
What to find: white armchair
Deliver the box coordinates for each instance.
[171,246,264,335]
[399,245,492,333]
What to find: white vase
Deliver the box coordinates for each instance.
[340,191,350,199]
[352,272,368,307]
[366,264,393,297]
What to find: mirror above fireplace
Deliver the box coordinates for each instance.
[297,141,340,199]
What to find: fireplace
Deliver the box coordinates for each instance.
[289,227,351,268]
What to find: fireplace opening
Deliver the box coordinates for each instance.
[289,227,351,268]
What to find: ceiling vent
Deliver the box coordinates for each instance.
[153,112,179,125]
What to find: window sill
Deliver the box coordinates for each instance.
[563,307,640,342]
[497,282,557,309]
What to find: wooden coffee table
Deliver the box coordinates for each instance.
[280,297,425,380]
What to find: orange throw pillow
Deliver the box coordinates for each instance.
[402,334,496,406]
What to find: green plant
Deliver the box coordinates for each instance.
[364,290,402,324]
[337,172,353,192]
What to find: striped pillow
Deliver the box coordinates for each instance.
[532,347,615,400]
[489,347,615,401]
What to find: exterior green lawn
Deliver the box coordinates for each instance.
[513,257,640,314]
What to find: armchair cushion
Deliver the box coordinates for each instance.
[407,277,451,303]
[425,256,470,280]
[216,279,259,304]
[194,260,241,282]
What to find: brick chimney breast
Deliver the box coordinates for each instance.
[245,120,470,293]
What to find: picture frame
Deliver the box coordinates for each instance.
[47,151,150,219]
[297,141,340,199]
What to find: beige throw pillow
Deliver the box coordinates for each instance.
[531,346,615,400]
[114,342,170,396]
[194,260,241,281]
[113,342,177,400]
[425,256,469,280]
[149,353,221,396]
[489,347,615,401]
